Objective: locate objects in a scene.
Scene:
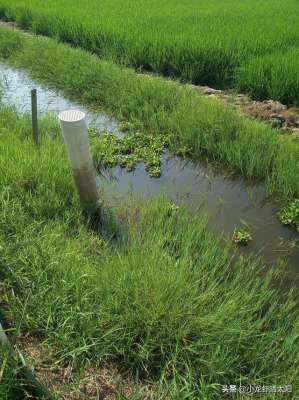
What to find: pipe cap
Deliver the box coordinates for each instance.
[59,110,86,123]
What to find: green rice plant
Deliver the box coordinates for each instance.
[0,0,299,103]
[236,47,299,106]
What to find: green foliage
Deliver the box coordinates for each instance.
[0,108,299,399]
[90,124,167,177]
[278,199,299,231]
[236,48,299,106]
[0,0,299,104]
[232,229,252,246]
[0,28,21,59]
[0,26,298,199]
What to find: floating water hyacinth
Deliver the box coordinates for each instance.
[90,124,168,178]
[232,228,252,245]
[277,199,299,231]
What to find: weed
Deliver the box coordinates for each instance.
[278,199,299,231]
[232,228,252,246]
[90,128,167,177]
[0,348,24,399]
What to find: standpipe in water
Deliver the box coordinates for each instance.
[58,110,99,211]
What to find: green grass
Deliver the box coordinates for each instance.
[0,26,298,201]
[0,0,299,104]
[0,107,299,398]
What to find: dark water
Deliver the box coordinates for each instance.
[1,63,298,273]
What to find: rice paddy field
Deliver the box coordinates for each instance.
[0,1,299,399]
[0,0,299,104]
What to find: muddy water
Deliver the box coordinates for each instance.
[1,63,298,273]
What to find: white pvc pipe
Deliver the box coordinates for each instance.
[58,110,99,208]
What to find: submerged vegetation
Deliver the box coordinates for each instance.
[0,0,299,105]
[0,106,298,398]
[0,27,298,201]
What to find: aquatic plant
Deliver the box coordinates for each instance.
[90,128,167,177]
[277,199,299,231]
[232,228,252,245]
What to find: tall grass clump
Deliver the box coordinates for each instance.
[0,26,298,200]
[0,0,299,103]
[0,107,299,398]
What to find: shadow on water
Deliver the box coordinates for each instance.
[1,62,298,275]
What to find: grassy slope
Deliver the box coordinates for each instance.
[0,0,299,104]
[0,106,298,398]
[0,27,298,201]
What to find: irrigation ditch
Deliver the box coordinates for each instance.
[1,62,298,273]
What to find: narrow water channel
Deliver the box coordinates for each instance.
[1,63,298,274]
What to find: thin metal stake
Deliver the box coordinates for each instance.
[31,89,39,146]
